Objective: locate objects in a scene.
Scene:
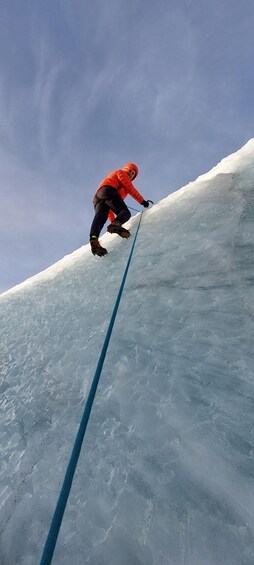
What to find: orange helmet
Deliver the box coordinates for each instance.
[122,162,139,179]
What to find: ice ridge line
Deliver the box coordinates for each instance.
[39,212,144,565]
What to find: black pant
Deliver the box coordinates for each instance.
[90,186,131,239]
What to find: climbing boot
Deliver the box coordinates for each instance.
[107,221,130,238]
[90,238,108,257]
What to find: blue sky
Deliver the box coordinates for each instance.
[0,0,254,292]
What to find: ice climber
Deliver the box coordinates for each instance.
[89,162,151,256]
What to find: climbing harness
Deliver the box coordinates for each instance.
[39,211,143,565]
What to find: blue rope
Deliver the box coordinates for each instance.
[39,212,143,565]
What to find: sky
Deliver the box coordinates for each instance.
[0,0,254,292]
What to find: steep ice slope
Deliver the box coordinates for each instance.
[1,141,254,564]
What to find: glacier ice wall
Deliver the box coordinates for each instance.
[1,141,254,564]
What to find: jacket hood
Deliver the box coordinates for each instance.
[122,162,139,179]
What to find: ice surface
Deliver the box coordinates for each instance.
[1,140,254,564]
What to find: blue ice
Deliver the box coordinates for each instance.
[1,141,254,564]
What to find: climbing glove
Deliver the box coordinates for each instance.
[141,200,154,208]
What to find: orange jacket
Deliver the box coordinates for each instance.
[97,162,144,221]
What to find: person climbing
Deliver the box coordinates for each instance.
[89,162,152,256]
